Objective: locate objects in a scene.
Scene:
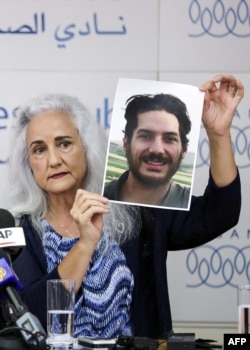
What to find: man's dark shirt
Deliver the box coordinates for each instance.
[105,170,190,208]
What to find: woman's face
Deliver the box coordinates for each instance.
[26,110,87,197]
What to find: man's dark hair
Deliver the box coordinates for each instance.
[124,93,192,147]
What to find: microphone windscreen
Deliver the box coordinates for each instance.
[0,209,25,262]
[0,209,15,229]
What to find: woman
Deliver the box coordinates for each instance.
[7,74,244,339]
[6,93,140,338]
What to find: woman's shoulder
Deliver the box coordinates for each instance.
[19,214,41,244]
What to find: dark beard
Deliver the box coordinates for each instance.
[126,151,183,189]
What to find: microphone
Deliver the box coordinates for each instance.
[0,208,26,262]
[0,209,47,349]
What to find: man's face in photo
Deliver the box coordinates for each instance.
[123,110,187,188]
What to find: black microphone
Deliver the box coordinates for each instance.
[0,208,26,262]
[0,209,47,349]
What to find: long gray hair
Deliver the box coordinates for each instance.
[5,93,140,244]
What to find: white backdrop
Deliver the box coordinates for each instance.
[0,0,249,326]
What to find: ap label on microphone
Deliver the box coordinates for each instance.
[0,229,13,238]
[0,227,26,247]
[224,334,250,349]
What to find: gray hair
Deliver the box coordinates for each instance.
[6,93,140,245]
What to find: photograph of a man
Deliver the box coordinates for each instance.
[103,78,204,210]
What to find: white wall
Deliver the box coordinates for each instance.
[0,0,249,343]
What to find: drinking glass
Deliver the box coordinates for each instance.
[47,279,76,347]
[238,283,250,334]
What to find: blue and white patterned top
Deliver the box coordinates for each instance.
[42,219,134,338]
